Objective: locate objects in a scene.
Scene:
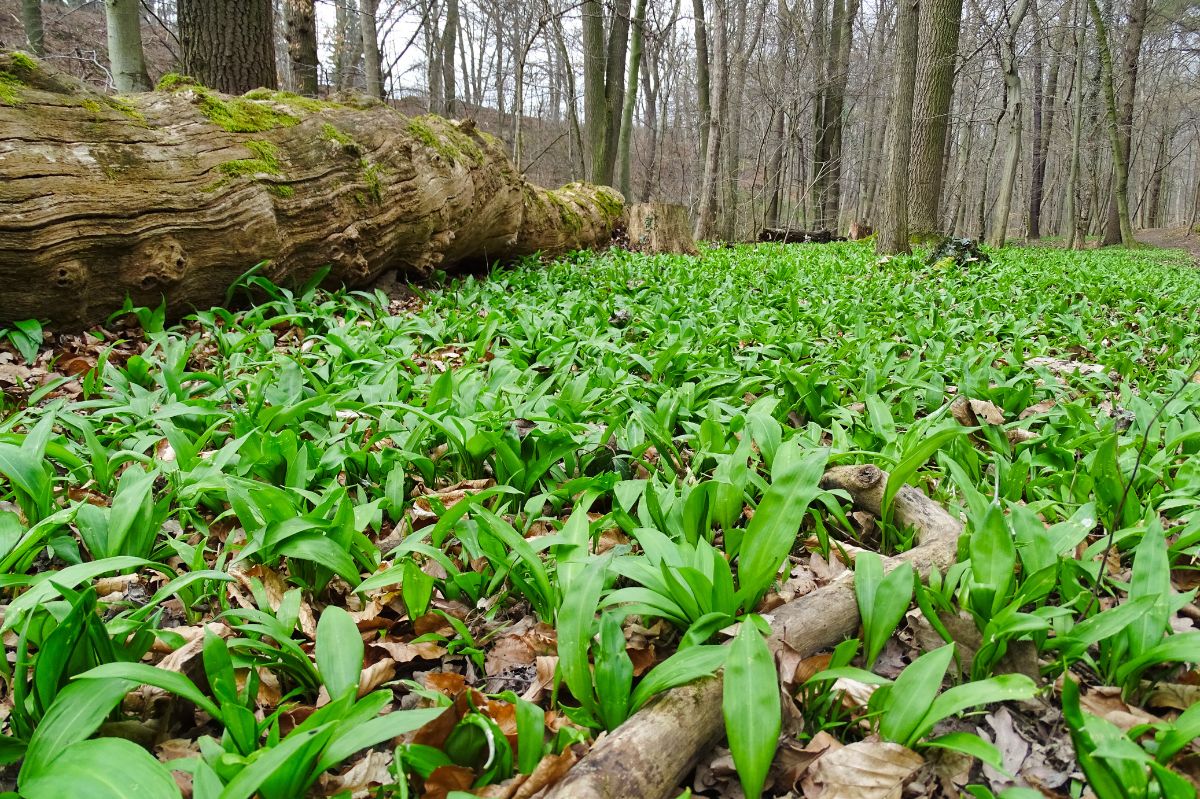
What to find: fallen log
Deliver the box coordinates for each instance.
[544,464,964,799]
[0,52,623,326]
[758,227,847,244]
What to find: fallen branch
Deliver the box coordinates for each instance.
[544,464,964,799]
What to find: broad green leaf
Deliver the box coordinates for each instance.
[21,738,180,799]
[75,662,221,719]
[723,618,780,799]
[879,643,954,745]
[316,605,365,702]
[20,678,134,781]
[630,645,726,711]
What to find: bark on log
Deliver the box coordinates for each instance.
[544,464,964,799]
[623,203,698,255]
[0,52,624,326]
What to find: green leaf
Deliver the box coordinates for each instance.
[556,555,608,715]
[723,618,780,799]
[20,678,134,781]
[2,557,150,633]
[75,662,221,719]
[879,643,954,745]
[317,706,445,772]
[316,605,365,702]
[736,445,828,609]
[630,644,726,711]
[922,732,1005,769]
[921,674,1037,744]
[21,738,180,799]
[218,725,334,799]
[882,424,963,526]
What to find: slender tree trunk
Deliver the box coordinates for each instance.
[1088,0,1134,246]
[284,0,319,97]
[582,0,633,184]
[551,15,586,178]
[1066,0,1086,248]
[1144,127,1167,228]
[907,0,964,239]
[692,0,712,167]
[618,0,649,200]
[179,0,276,94]
[721,0,767,239]
[877,0,920,255]
[21,0,45,56]
[105,0,152,92]
[441,0,459,115]
[694,0,726,239]
[333,0,361,92]
[988,0,1032,248]
[1101,0,1147,244]
[361,0,384,99]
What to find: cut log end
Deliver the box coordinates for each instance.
[622,203,699,255]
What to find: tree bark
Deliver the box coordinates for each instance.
[105,0,152,92]
[1088,0,1134,246]
[1101,0,1147,245]
[179,0,276,95]
[582,0,633,185]
[617,0,649,201]
[284,0,319,97]
[543,463,965,799]
[21,0,45,57]
[876,0,920,255]
[692,0,712,173]
[333,0,362,92]
[907,0,964,239]
[1027,11,1064,239]
[693,0,726,240]
[441,0,459,115]
[988,0,1032,248]
[361,0,384,99]
[1065,3,1086,248]
[812,0,860,231]
[0,54,623,327]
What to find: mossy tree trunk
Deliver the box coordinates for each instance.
[0,53,624,327]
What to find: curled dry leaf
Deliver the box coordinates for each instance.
[1078,685,1161,731]
[318,749,395,798]
[802,741,924,799]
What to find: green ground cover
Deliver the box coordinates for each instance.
[1,242,1199,798]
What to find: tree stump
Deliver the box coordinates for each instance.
[623,203,698,255]
[0,52,623,326]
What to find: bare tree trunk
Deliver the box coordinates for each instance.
[618,0,650,200]
[284,0,319,97]
[694,0,726,239]
[812,0,860,231]
[1027,11,1064,238]
[1066,0,1087,248]
[988,0,1032,248]
[179,0,275,94]
[1144,127,1167,228]
[21,0,45,56]
[765,106,786,227]
[907,0,964,239]
[876,0,920,254]
[692,0,712,170]
[1100,0,1146,245]
[105,0,152,92]
[1088,0,1134,246]
[361,0,384,99]
[551,14,587,178]
[582,0,633,184]
[333,0,362,92]
[441,0,459,115]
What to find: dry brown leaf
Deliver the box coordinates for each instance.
[372,639,447,663]
[423,764,476,799]
[802,741,924,799]
[1147,682,1200,712]
[1079,685,1161,731]
[358,657,397,696]
[318,749,394,797]
[522,656,558,703]
[424,671,469,697]
[513,748,578,798]
[94,573,140,597]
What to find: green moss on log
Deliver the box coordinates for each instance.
[321,123,361,155]
[157,73,299,132]
[405,117,483,166]
[0,71,24,106]
[220,140,283,177]
[360,158,383,203]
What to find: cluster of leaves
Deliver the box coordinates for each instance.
[0,241,1198,798]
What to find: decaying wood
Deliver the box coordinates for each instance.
[623,203,699,255]
[0,52,623,326]
[757,226,848,244]
[545,464,965,799]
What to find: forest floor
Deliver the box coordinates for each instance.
[1,242,1200,799]
[1136,227,1200,264]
